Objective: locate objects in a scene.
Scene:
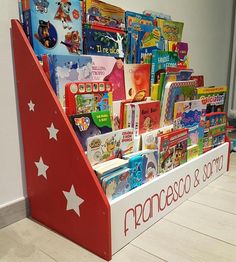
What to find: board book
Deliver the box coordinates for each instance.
[70,110,112,151]
[21,0,83,57]
[87,128,134,165]
[157,19,184,42]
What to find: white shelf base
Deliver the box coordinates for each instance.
[111,143,229,254]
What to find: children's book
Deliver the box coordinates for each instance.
[196,86,228,113]
[85,0,125,30]
[47,54,125,107]
[124,64,151,100]
[143,10,171,26]
[93,158,129,178]
[151,50,179,86]
[142,150,159,182]
[168,41,189,68]
[65,81,112,116]
[83,24,127,58]
[173,99,206,154]
[70,110,112,151]
[125,11,154,29]
[157,19,184,42]
[160,80,196,126]
[158,128,188,174]
[190,75,204,87]
[21,0,83,57]
[87,128,134,165]
[142,125,173,150]
[187,144,199,161]
[102,168,131,200]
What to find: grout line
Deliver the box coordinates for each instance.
[188,200,236,216]
[207,186,236,195]
[38,249,58,262]
[164,219,236,248]
[131,243,168,262]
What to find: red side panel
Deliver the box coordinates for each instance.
[11,19,111,260]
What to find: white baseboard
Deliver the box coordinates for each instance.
[0,197,29,229]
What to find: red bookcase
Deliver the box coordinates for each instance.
[11,19,231,261]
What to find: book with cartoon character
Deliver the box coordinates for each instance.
[70,110,112,151]
[21,0,83,57]
[142,150,159,183]
[87,128,134,165]
[46,54,125,107]
[158,128,188,174]
[173,99,206,154]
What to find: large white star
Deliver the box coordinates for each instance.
[34,157,49,179]
[28,100,35,112]
[63,185,84,217]
[47,123,59,140]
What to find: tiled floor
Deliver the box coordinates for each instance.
[0,153,236,262]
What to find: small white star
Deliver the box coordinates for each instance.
[47,123,59,140]
[28,100,35,111]
[63,185,84,217]
[35,157,49,179]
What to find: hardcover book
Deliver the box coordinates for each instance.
[87,128,134,165]
[86,0,125,30]
[21,0,83,57]
[157,19,184,42]
[124,63,151,100]
[70,110,112,151]
[47,54,125,107]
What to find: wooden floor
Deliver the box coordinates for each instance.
[0,153,236,262]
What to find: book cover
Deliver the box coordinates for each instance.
[151,50,179,86]
[157,19,184,42]
[173,99,206,153]
[86,0,125,30]
[65,81,112,116]
[47,54,125,107]
[70,110,112,151]
[190,75,204,87]
[142,125,173,150]
[142,150,159,182]
[124,63,151,100]
[134,101,161,136]
[128,155,144,188]
[158,128,188,174]
[21,0,83,57]
[87,128,134,165]
[197,86,227,113]
[168,41,189,68]
[187,144,199,161]
[160,80,196,126]
[83,25,127,58]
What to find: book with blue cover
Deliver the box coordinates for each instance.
[21,0,83,57]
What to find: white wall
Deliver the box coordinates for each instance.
[0,0,234,207]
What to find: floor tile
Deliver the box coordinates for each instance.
[113,245,165,262]
[189,186,236,214]
[0,227,55,262]
[132,219,236,262]
[165,200,236,245]
[208,174,236,193]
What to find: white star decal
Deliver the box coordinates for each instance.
[47,123,59,140]
[34,157,49,179]
[63,185,84,217]
[28,100,35,111]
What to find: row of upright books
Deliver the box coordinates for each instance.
[19,0,228,201]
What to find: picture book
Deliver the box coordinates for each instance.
[112,100,122,130]
[85,0,125,30]
[93,158,128,178]
[187,144,199,161]
[21,0,83,57]
[197,86,228,113]
[87,128,134,165]
[160,80,196,126]
[124,63,151,100]
[65,81,112,116]
[151,50,179,86]
[142,125,173,150]
[134,101,161,136]
[102,168,131,200]
[128,155,144,188]
[47,54,125,107]
[190,75,204,87]
[173,99,206,153]
[168,41,189,68]
[157,19,184,42]
[70,110,112,151]
[142,150,159,183]
[158,128,188,174]
[125,11,154,29]
[83,25,127,58]
[143,10,171,24]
